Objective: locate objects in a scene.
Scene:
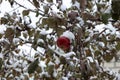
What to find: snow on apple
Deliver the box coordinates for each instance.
[61,31,75,42]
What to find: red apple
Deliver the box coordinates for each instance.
[57,36,70,51]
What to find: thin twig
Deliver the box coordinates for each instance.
[8,6,21,13]
[92,28,107,41]
[14,0,45,16]
[28,0,34,5]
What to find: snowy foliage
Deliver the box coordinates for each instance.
[0,0,120,80]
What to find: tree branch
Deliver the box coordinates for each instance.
[14,0,45,16]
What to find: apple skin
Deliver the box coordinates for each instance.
[57,36,70,51]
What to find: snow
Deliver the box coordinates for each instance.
[104,5,111,13]
[18,43,36,57]
[94,24,106,32]
[62,77,68,80]
[0,25,6,34]
[61,31,75,42]
[85,36,91,42]
[77,17,84,26]
[48,61,54,66]
[63,51,76,58]
[50,5,60,13]
[39,61,46,70]
[37,47,45,55]
[29,76,34,80]
[15,0,36,9]
[54,54,60,64]
[23,16,31,24]
[60,4,67,11]
[13,38,20,44]
[0,0,120,79]
[0,1,13,17]
[72,1,80,9]
[92,4,98,13]
[98,42,105,47]
[106,23,117,34]
[40,28,53,35]
[87,57,94,63]
[37,39,44,43]
[94,22,117,34]
[62,0,72,9]
[0,53,3,58]
[116,73,120,80]
[116,32,120,38]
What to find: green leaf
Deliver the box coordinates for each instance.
[73,73,82,78]
[112,13,119,21]
[0,33,3,39]
[112,0,120,21]
[115,42,120,51]
[0,58,3,70]
[28,29,35,37]
[47,0,53,3]
[28,58,39,74]
[102,34,107,46]
[46,49,54,57]
[22,10,30,16]
[112,0,120,14]
[46,65,54,75]
[23,32,27,38]
[101,13,110,24]
[94,50,101,57]
[60,56,66,64]
[35,11,39,17]
[56,27,65,36]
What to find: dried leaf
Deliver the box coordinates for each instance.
[0,17,8,24]
[60,56,66,64]
[85,49,92,57]
[43,5,49,14]
[103,52,113,62]
[36,66,42,73]
[46,65,54,75]
[33,0,39,8]
[78,0,87,11]
[5,28,14,38]
[22,10,30,16]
